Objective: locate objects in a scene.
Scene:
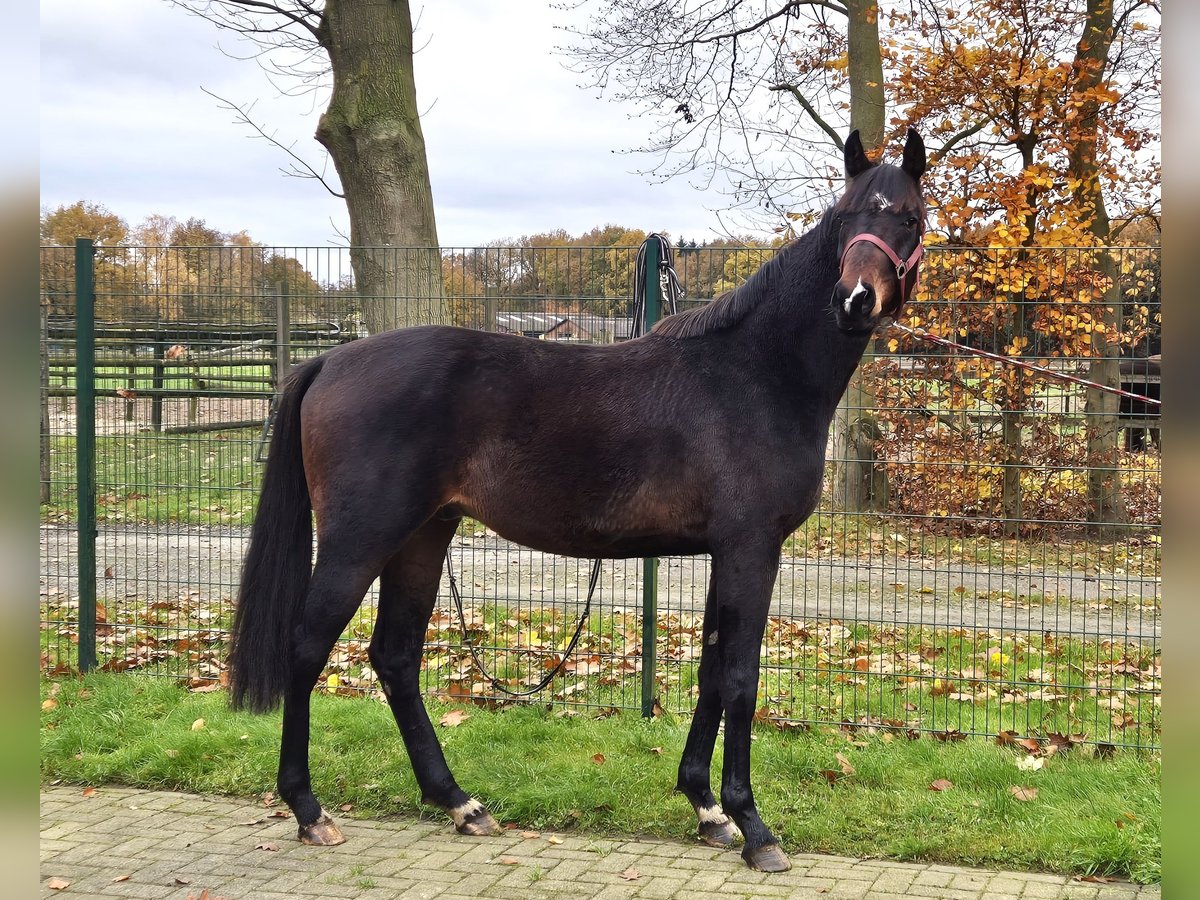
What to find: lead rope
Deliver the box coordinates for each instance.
[446,550,603,697]
[631,233,684,337]
[890,321,1161,406]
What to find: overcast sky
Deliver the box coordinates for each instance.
[40,1,751,248]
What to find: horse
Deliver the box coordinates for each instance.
[228,128,928,873]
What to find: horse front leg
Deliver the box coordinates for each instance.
[676,595,739,848]
[711,539,790,872]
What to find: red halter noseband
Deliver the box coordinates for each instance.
[839,221,926,301]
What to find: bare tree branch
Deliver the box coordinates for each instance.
[201,86,345,198]
[769,84,845,149]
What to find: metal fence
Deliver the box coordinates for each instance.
[39,240,1161,749]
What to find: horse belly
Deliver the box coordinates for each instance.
[452,458,709,559]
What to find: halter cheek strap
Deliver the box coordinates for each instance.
[839,222,926,298]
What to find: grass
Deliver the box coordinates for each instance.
[41,673,1160,883]
[40,585,1161,749]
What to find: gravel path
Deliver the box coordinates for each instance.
[41,525,1159,643]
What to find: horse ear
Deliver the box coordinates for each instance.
[902,128,926,181]
[844,130,873,179]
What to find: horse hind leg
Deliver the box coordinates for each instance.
[369,518,500,837]
[275,535,397,846]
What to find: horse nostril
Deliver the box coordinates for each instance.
[846,279,872,314]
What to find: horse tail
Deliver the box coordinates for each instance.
[228,356,326,713]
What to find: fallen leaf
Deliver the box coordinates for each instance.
[1016,755,1044,771]
[497,856,521,865]
[112,874,131,883]
[649,746,663,755]
[929,779,954,792]
[174,877,192,885]
[820,770,842,785]
[592,753,606,764]
[191,718,206,731]
[835,752,856,776]
[42,698,57,710]
[1009,785,1039,802]
[1075,874,1117,883]
[238,817,266,826]
[520,830,540,839]
[547,835,564,845]
[619,867,641,881]
[267,810,292,819]
[46,877,70,890]
[82,787,96,798]
[439,709,470,727]
[339,803,353,812]
[255,841,279,852]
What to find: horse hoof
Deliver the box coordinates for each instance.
[455,809,500,837]
[698,817,741,848]
[743,843,791,872]
[298,814,346,846]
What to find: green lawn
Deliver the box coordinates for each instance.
[40,588,1161,751]
[40,674,1161,883]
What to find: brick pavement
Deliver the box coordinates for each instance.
[40,785,1159,900]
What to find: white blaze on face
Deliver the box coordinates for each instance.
[873,192,891,211]
[845,278,868,314]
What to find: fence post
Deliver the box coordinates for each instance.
[74,238,98,672]
[40,303,51,505]
[276,279,291,386]
[640,238,662,717]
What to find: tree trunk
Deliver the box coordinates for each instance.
[832,0,889,513]
[1070,0,1127,533]
[316,0,445,334]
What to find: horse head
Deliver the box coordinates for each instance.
[831,128,927,335]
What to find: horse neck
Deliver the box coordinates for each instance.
[736,230,875,420]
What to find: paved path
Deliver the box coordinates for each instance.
[41,785,1158,900]
[41,527,1160,642]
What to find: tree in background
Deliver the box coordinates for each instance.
[172,0,444,334]
[565,0,900,513]
[883,0,1159,534]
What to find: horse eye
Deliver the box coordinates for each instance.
[904,216,919,228]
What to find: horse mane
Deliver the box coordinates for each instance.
[652,219,837,340]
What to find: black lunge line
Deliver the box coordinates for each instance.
[444,551,602,697]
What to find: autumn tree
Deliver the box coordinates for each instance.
[886,0,1159,533]
[172,0,445,334]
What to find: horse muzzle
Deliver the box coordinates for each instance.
[832,277,886,335]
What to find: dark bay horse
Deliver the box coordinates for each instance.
[229,129,928,872]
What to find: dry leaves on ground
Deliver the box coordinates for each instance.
[439,709,470,727]
[1009,785,1039,801]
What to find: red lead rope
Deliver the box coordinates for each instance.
[888,321,1162,407]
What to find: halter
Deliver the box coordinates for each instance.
[839,220,926,301]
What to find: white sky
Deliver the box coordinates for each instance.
[40,1,748,248]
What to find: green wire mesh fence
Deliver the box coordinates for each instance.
[40,242,1160,749]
